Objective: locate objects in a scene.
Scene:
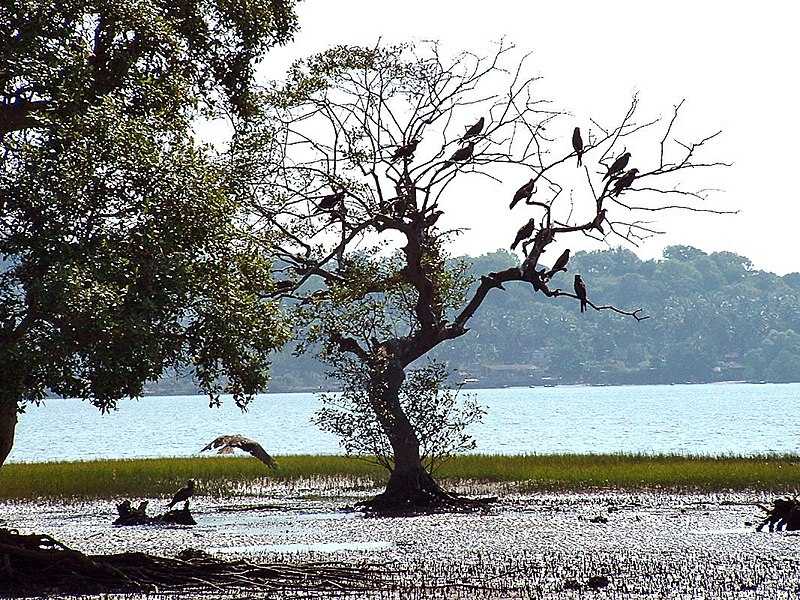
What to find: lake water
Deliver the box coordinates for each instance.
[8,383,800,463]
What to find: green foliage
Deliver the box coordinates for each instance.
[0,0,298,414]
[313,361,485,473]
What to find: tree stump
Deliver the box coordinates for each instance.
[113,500,196,526]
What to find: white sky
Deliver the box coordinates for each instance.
[214,0,800,274]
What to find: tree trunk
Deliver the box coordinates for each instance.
[363,360,457,511]
[0,397,18,468]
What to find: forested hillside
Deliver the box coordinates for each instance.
[148,246,800,393]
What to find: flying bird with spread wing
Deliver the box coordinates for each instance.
[603,152,631,180]
[511,218,537,250]
[574,275,588,313]
[462,117,484,141]
[572,127,584,167]
[201,435,278,469]
[510,178,535,209]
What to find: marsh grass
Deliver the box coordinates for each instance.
[1,453,799,500]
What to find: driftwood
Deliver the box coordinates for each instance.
[756,497,800,532]
[113,499,196,526]
[0,528,392,596]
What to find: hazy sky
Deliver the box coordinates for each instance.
[229,1,799,274]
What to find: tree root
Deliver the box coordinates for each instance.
[0,528,393,597]
[756,497,800,532]
[356,472,496,516]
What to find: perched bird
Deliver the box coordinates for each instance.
[574,274,588,313]
[510,178,536,209]
[201,434,278,469]
[572,127,584,167]
[612,168,639,197]
[392,139,420,161]
[168,480,194,509]
[603,152,631,180]
[511,218,537,250]
[591,208,607,234]
[545,249,570,279]
[318,190,345,210]
[446,141,475,165]
[423,209,445,228]
[462,117,485,141]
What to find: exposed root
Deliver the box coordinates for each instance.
[756,497,800,532]
[356,471,496,516]
[0,528,393,597]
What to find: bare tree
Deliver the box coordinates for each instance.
[237,42,731,512]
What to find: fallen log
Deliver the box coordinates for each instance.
[0,528,392,597]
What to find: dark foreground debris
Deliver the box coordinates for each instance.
[113,499,196,526]
[757,497,800,532]
[0,528,391,597]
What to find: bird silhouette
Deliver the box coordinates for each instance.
[446,141,475,165]
[462,117,484,141]
[201,434,278,469]
[510,178,536,209]
[574,274,588,313]
[603,152,631,180]
[511,218,537,250]
[591,208,607,233]
[392,139,420,161]
[168,480,194,509]
[612,168,638,197]
[546,249,570,279]
[318,190,345,210]
[572,127,584,167]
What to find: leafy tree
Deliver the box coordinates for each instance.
[0,0,298,467]
[236,42,726,511]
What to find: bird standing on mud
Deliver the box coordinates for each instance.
[572,127,584,167]
[511,218,537,250]
[545,249,570,279]
[603,152,631,180]
[574,275,588,313]
[462,117,484,141]
[510,178,536,209]
[168,480,194,509]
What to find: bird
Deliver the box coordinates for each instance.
[167,480,194,509]
[511,218,537,250]
[612,168,639,197]
[591,208,607,234]
[572,127,584,167]
[423,209,445,228]
[201,434,278,469]
[446,141,475,165]
[510,178,536,209]
[462,117,484,141]
[603,152,631,180]
[392,139,420,161]
[318,190,345,210]
[574,274,588,313]
[545,249,570,279]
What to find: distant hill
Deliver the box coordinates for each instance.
[148,245,800,394]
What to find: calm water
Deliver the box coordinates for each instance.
[9,383,800,463]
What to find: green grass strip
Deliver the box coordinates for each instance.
[1,453,799,500]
